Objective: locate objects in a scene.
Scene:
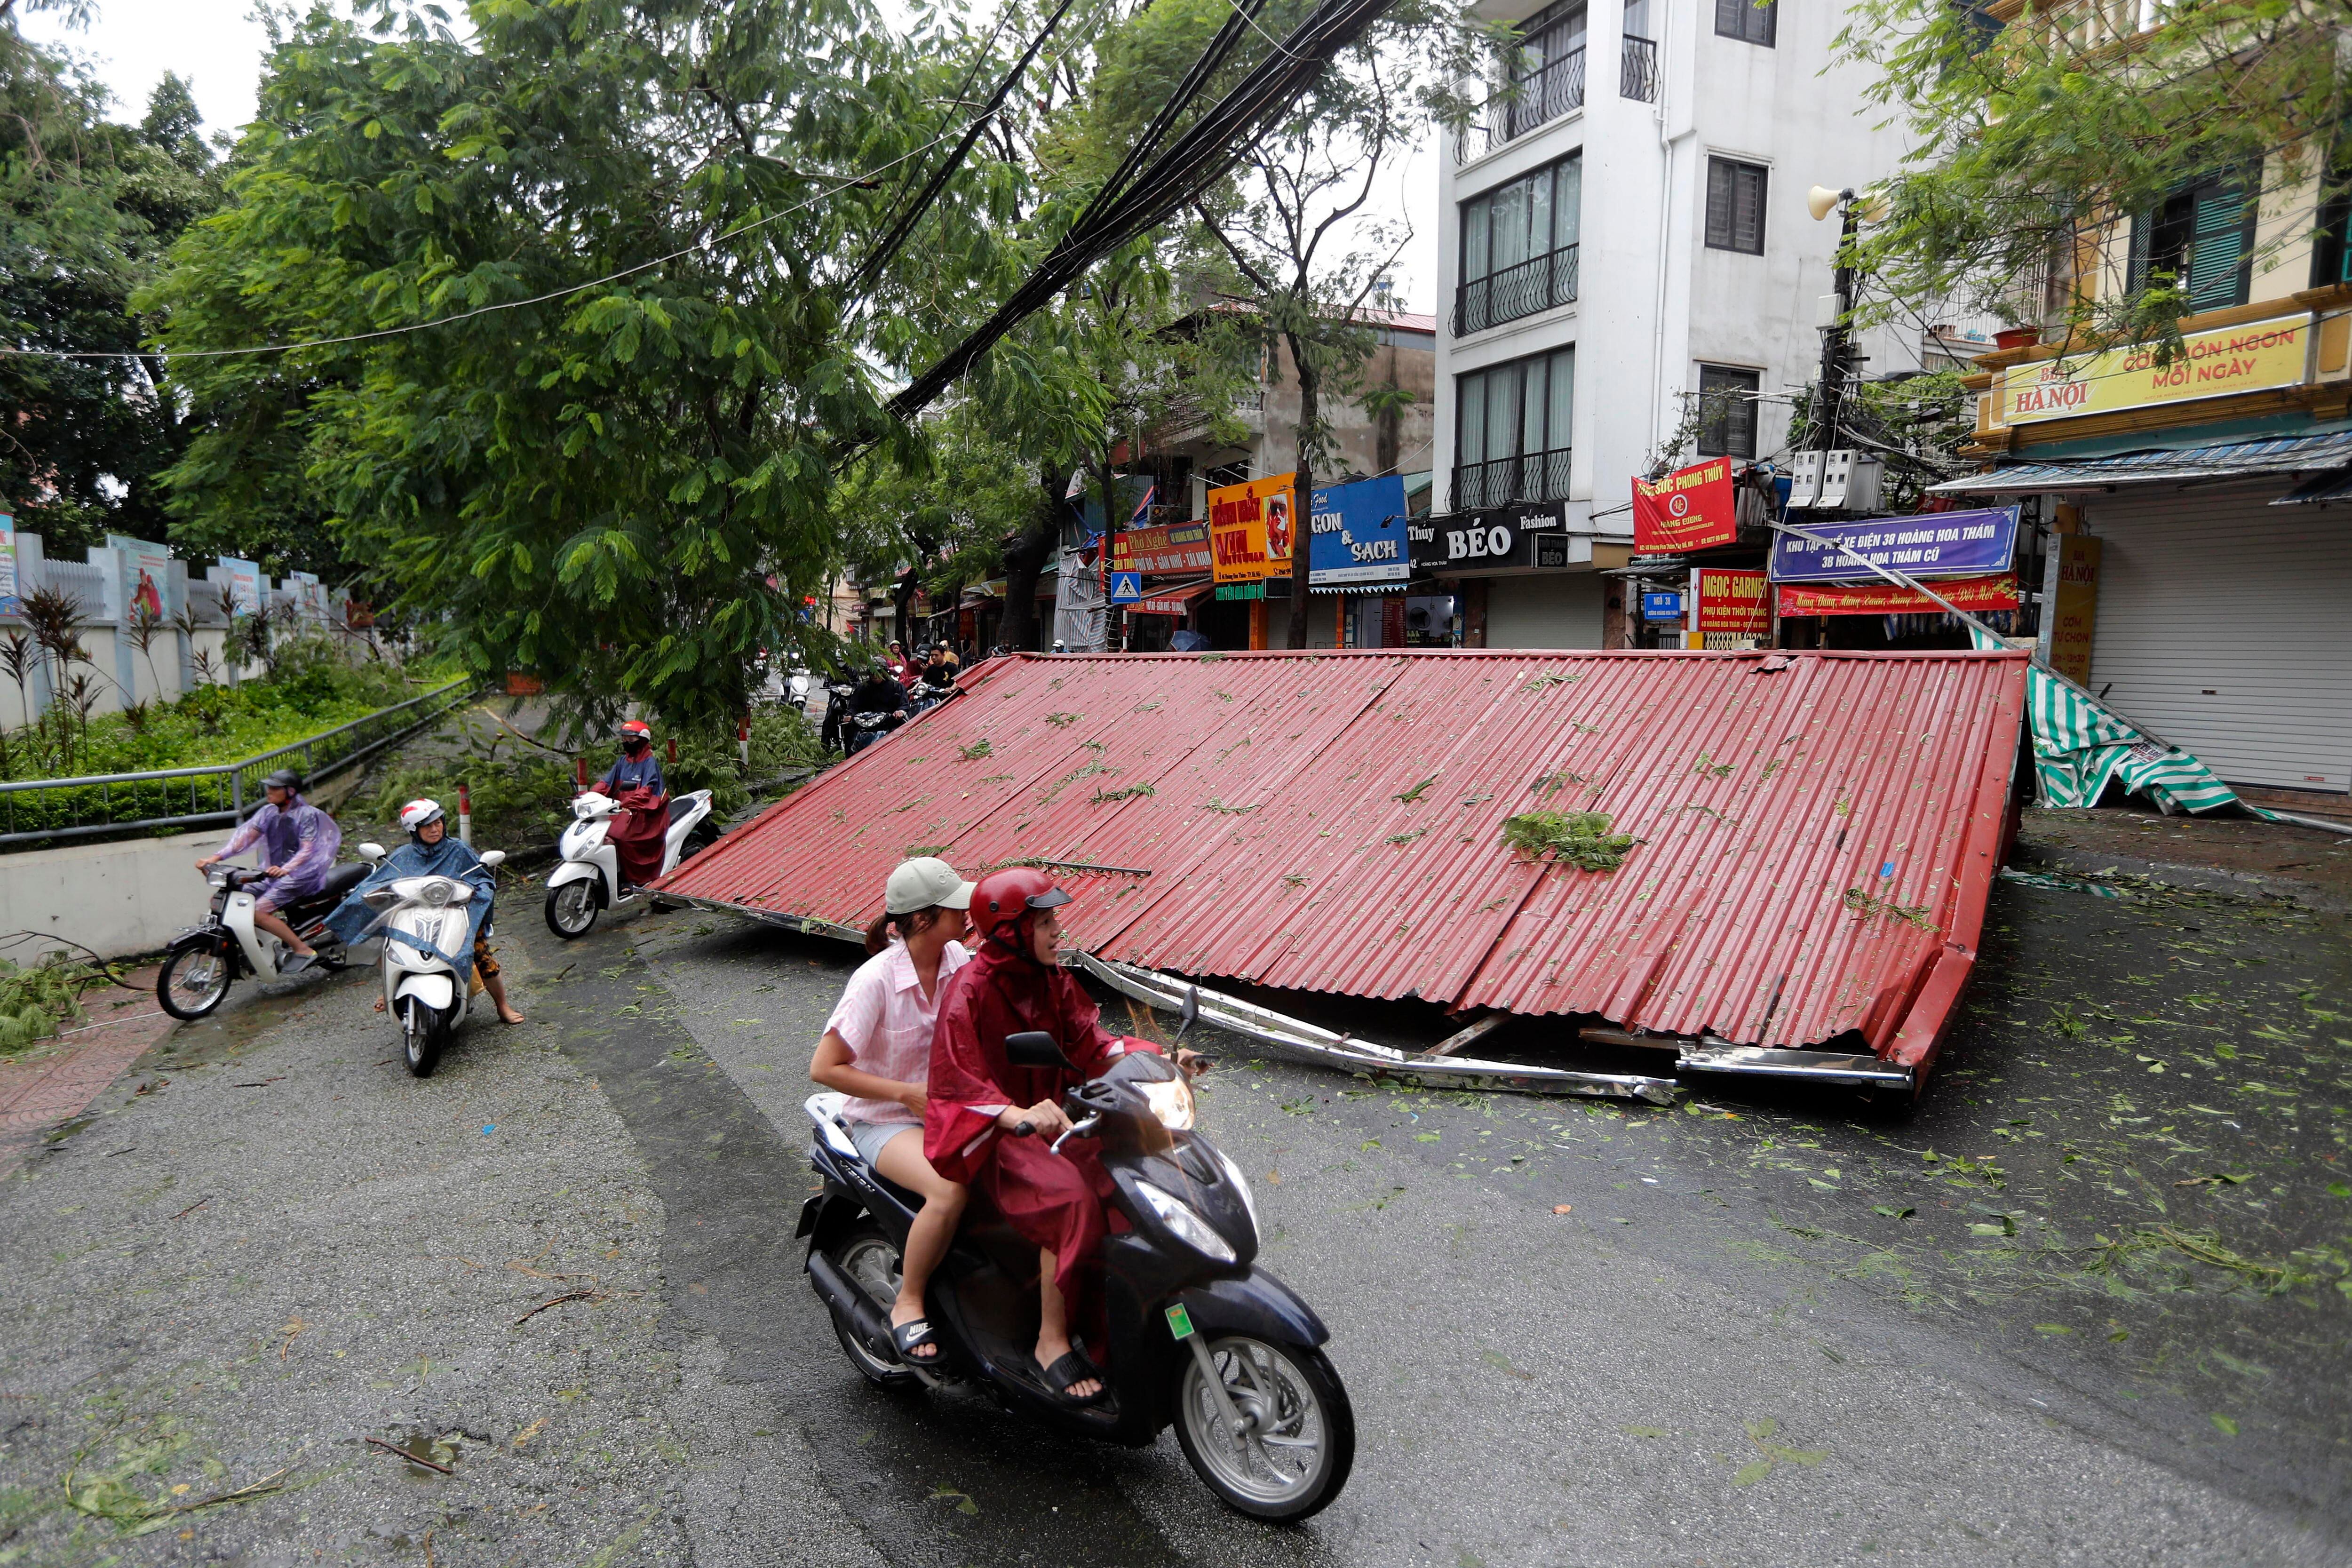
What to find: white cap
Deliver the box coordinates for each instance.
[885,857,975,915]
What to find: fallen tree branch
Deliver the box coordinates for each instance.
[364,1436,452,1475]
[512,1290,602,1327]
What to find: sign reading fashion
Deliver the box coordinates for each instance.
[1208,473,1296,584]
[1307,475,1411,589]
[1768,508,2018,585]
[1631,457,1735,552]
[1997,315,2311,426]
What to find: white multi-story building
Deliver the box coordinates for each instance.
[1431,0,1926,646]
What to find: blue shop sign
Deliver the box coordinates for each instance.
[1641,591,1684,622]
[1307,475,1412,589]
[1769,506,2019,585]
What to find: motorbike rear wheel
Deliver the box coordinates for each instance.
[544,881,599,939]
[402,1000,446,1078]
[823,1221,920,1389]
[156,936,233,1020]
[1171,1335,1354,1521]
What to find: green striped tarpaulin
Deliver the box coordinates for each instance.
[1969,628,2260,816]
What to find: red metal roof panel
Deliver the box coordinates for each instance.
[660,649,2028,1064]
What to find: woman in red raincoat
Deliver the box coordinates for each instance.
[590,719,668,888]
[925,867,1202,1406]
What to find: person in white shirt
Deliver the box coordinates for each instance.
[809,857,975,1365]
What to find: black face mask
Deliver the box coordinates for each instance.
[623,737,649,754]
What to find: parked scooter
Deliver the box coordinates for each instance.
[797,991,1354,1520]
[543,788,717,939]
[349,839,508,1076]
[156,861,371,1019]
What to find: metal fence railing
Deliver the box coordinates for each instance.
[1451,446,1574,511]
[0,678,475,851]
[1454,47,1586,165]
[1454,243,1580,336]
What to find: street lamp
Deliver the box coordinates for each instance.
[1804,185,1888,458]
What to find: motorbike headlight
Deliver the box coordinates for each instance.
[1136,1181,1237,1264]
[1214,1148,1261,1242]
[419,879,454,908]
[1141,1076,1195,1132]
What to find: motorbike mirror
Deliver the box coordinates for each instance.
[356,842,386,862]
[1003,1030,1072,1069]
[478,850,506,868]
[1176,985,1200,1041]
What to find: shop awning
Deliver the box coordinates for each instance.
[1929,429,2352,495]
[1131,578,1213,615]
[2268,467,2352,506]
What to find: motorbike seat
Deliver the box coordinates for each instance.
[316,861,372,901]
[667,796,696,825]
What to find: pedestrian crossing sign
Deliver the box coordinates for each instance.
[1109,571,1143,604]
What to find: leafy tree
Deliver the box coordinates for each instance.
[0,2,224,548]
[149,0,940,733]
[1836,0,2345,345]
[1186,0,1474,646]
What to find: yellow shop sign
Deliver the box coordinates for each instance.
[1999,315,2311,426]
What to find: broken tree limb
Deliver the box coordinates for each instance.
[1420,1014,1508,1059]
[512,1290,602,1327]
[365,1436,453,1474]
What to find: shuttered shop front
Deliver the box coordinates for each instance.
[2082,483,2352,793]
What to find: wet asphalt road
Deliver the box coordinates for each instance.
[1,871,2345,1566]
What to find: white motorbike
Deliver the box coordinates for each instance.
[155,861,373,1020]
[543,788,717,939]
[350,842,509,1077]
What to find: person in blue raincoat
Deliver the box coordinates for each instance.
[325,798,525,1025]
[593,718,670,886]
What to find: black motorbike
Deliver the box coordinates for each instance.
[797,994,1354,1520]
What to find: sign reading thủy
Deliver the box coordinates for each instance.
[1999,315,2311,426]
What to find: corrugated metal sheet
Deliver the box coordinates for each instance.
[1931,429,2352,494]
[663,650,2027,1070]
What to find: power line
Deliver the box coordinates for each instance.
[0,134,957,364]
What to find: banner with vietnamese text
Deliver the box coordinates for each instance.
[1632,458,1735,552]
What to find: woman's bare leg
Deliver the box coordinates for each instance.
[873,1129,966,1358]
[1034,1250,1100,1398]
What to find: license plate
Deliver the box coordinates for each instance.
[1164,1303,1195,1341]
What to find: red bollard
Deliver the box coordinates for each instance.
[576,756,589,788]
[457,782,473,845]
[667,737,678,764]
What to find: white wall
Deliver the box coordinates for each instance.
[1436,0,1922,521]
[0,828,225,959]
[1486,573,1605,649]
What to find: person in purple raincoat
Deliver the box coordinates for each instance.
[196,768,341,974]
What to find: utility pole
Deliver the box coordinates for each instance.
[1813,190,1861,455]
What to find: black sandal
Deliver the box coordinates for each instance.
[890,1318,941,1364]
[1037,1348,1109,1407]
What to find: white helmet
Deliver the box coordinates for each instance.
[398,798,446,836]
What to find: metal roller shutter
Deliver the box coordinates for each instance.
[2082,482,2352,794]
[1485,572,1604,648]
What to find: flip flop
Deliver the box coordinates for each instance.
[1037,1348,1109,1407]
[890,1318,941,1364]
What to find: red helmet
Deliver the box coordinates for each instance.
[619,719,652,749]
[970,867,1073,960]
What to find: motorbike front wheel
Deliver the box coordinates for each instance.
[402,999,446,1078]
[544,881,599,939]
[1171,1335,1354,1522]
[156,936,233,1020]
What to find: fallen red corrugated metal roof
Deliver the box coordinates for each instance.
[663,649,2026,1075]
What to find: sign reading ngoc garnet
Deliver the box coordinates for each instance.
[1208,473,1296,583]
[1768,507,2018,585]
[1998,316,2310,426]
[1631,457,1735,552]
[1692,568,1770,636]
[1307,475,1411,589]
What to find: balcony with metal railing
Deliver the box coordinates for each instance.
[1619,35,1658,101]
[1454,47,1586,166]
[1453,243,1579,336]
[1451,446,1573,511]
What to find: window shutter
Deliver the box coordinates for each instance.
[1735,165,1766,252]
[1707,159,1735,248]
[2186,182,2249,310]
[1715,0,1744,33]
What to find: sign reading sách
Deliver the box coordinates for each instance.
[1999,315,2310,426]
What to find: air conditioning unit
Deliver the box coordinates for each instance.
[1788,449,1884,512]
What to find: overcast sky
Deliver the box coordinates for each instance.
[24,0,1441,313]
